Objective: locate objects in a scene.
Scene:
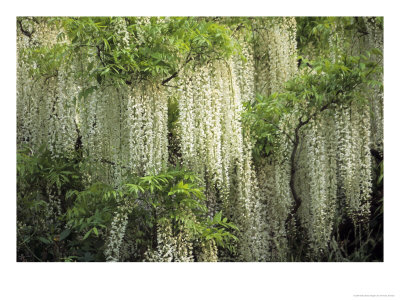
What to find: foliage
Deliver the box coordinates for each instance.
[121,169,238,257]
[21,17,242,87]
[17,146,238,261]
[296,17,383,57]
[243,17,383,261]
[244,50,383,158]
[17,146,83,261]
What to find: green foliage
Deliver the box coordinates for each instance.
[200,211,239,253]
[242,17,383,262]
[243,92,289,157]
[122,169,238,256]
[17,146,83,261]
[244,50,382,158]
[296,17,382,58]
[17,146,238,261]
[21,17,242,87]
[377,161,384,186]
[65,182,116,237]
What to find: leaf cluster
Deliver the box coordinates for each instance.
[19,17,242,87]
[17,146,238,261]
[244,49,382,159]
[122,169,238,254]
[17,146,84,261]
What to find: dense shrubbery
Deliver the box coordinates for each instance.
[17,146,238,262]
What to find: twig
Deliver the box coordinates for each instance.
[261,118,295,144]
[18,19,34,38]
[161,51,193,86]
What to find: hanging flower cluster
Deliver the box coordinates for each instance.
[252,18,299,260]
[335,103,373,225]
[17,20,72,154]
[289,101,373,260]
[17,20,170,262]
[297,114,337,258]
[81,83,169,182]
[269,114,294,260]
[173,38,270,260]
[254,17,297,96]
[104,198,135,262]
[17,19,169,186]
[144,220,195,262]
[365,18,384,156]
[111,17,130,49]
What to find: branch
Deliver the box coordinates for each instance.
[285,57,382,228]
[230,23,246,38]
[95,157,129,170]
[162,84,180,89]
[261,118,295,144]
[286,90,344,227]
[43,71,58,84]
[73,118,83,157]
[370,148,383,163]
[161,71,179,86]
[298,90,343,128]
[18,19,34,38]
[96,45,106,67]
[161,52,193,87]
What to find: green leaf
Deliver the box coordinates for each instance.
[59,229,71,241]
[83,229,92,240]
[213,211,222,223]
[38,237,52,244]
[93,227,99,236]
[371,48,382,56]
[377,173,383,185]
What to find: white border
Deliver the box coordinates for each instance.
[2,1,399,299]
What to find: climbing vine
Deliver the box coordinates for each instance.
[17,16,383,262]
